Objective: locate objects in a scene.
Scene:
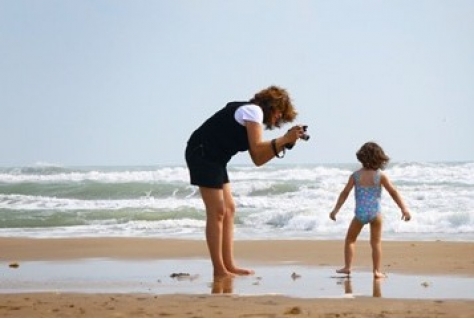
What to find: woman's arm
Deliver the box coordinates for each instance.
[245,121,300,166]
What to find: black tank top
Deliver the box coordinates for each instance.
[187,101,254,164]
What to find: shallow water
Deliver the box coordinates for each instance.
[1,258,473,299]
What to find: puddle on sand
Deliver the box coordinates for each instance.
[1,258,473,299]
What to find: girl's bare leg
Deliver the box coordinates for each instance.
[337,217,363,275]
[199,186,233,278]
[370,214,386,278]
[221,183,254,275]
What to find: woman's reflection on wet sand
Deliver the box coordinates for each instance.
[211,276,234,294]
[341,278,383,297]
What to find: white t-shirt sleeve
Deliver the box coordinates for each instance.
[234,104,263,126]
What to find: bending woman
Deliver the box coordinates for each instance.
[185,85,304,278]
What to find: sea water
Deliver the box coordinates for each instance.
[0,162,473,241]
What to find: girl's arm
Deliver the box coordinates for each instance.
[245,121,299,167]
[380,173,411,221]
[329,175,355,221]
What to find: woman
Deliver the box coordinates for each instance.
[185,85,304,278]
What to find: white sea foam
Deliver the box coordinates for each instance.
[0,163,473,241]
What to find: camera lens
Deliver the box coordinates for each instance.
[301,134,310,141]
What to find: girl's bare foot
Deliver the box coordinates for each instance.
[336,267,351,275]
[373,271,387,278]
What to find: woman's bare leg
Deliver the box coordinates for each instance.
[370,214,386,278]
[199,186,233,278]
[337,217,363,275]
[221,183,254,275]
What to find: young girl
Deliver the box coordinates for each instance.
[329,142,412,278]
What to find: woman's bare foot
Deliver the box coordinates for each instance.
[336,267,351,275]
[228,267,254,276]
[213,270,235,279]
[373,270,387,278]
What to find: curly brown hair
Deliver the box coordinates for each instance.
[356,142,390,170]
[249,85,297,129]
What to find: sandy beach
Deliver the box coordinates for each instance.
[1,237,474,317]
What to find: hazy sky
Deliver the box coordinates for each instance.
[1,0,473,167]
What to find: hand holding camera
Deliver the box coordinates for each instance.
[284,125,310,150]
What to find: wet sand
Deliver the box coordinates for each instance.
[1,237,474,317]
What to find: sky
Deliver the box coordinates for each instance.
[1,0,473,167]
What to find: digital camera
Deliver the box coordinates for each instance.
[284,125,310,150]
[300,125,310,141]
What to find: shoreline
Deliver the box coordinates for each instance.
[1,238,474,317]
[2,237,473,276]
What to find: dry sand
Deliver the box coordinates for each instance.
[1,237,474,317]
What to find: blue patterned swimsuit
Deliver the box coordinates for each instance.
[353,170,382,224]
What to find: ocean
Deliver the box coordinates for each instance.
[0,162,473,241]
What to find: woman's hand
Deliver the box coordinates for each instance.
[283,125,304,146]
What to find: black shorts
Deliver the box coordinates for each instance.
[185,143,229,189]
